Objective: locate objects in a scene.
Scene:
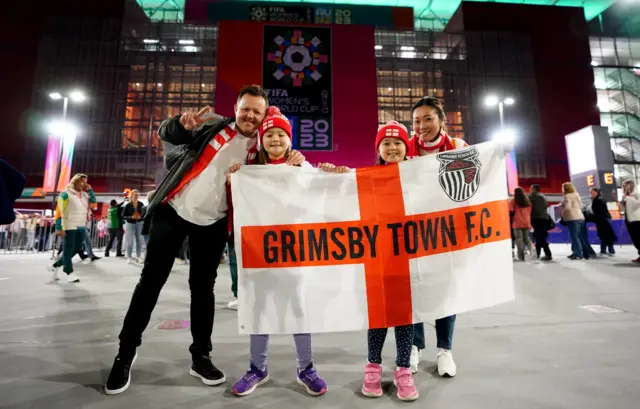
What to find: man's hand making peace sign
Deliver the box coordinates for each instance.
[180,106,215,130]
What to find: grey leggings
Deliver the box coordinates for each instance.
[249,334,313,371]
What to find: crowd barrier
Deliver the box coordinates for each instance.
[2,215,632,255]
[547,219,632,245]
[0,216,114,255]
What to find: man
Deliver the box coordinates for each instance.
[105,85,304,395]
[529,184,552,260]
[105,199,125,257]
[0,159,25,226]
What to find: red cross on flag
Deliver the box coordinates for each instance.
[231,141,514,335]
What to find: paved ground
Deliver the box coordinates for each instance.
[0,244,639,409]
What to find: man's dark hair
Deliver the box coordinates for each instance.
[531,184,541,192]
[110,200,117,206]
[238,85,269,106]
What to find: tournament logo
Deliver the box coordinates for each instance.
[265,29,329,87]
[250,6,267,21]
[437,147,482,202]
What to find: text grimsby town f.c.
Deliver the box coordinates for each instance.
[260,207,498,264]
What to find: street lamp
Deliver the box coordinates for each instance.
[47,90,85,214]
[485,95,515,128]
[486,95,517,194]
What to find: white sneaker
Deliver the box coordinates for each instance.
[437,349,456,377]
[409,345,421,374]
[67,273,80,283]
[49,265,60,281]
[227,299,238,310]
[126,258,133,264]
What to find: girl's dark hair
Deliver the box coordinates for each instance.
[513,187,530,208]
[590,187,602,196]
[411,96,447,132]
[376,155,408,165]
[254,147,300,167]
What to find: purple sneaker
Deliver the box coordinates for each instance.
[231,364,269,396]
[296,364,327,396]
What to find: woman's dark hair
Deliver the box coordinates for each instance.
[513,187,530,208]
[590,187,602,196]
[411,96,447,132]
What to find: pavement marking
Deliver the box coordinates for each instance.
[22,316,45,320]
[579,305,623,314]
[0,278,9,281]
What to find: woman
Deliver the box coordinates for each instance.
[407,96,472,377]
[49,173,97,282]
[620,180,640,262]
[561,182,590,260]
[122,189,144,263]
[509,187,535,261]
[589,188,616,256]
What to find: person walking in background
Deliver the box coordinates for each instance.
[620,180,640,262]
[80,187,101,262]
[49,173,96,283]
[509,187,535,261]
[105,200,125,257]
[561,182,591,260]
[122,189,144,264]
[589,188,617,256]
[529,184,552,260]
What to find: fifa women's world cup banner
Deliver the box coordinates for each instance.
[231,142,515,335]
[262,25,332,151]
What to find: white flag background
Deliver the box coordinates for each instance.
[231,141,514,335]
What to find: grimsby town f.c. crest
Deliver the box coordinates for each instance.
[437,146,482,202]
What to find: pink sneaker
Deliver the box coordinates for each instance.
[361,363,382,398]
[393,367,419,401]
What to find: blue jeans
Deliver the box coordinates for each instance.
[125,222,143,258]
[413,315,455,351]
[82,228,96,258]
[567,220,590,258]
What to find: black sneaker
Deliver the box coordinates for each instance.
[189,355,226,386]
[105,353,137,395]
[90,256,101,262]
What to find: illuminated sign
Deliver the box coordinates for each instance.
[196,1,414,30]
[604,172,614,184]
[586,174,595,186]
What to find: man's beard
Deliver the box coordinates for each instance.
[237,121,258,138]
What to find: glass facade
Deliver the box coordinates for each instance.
[591,37,640,197]
[25,2,546,192]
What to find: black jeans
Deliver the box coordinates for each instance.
[531,218,552,257]
[118,203,228,358]
[105,227,123,255]
[626,221,640,256]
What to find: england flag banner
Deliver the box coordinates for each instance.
[231,141,514,335]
